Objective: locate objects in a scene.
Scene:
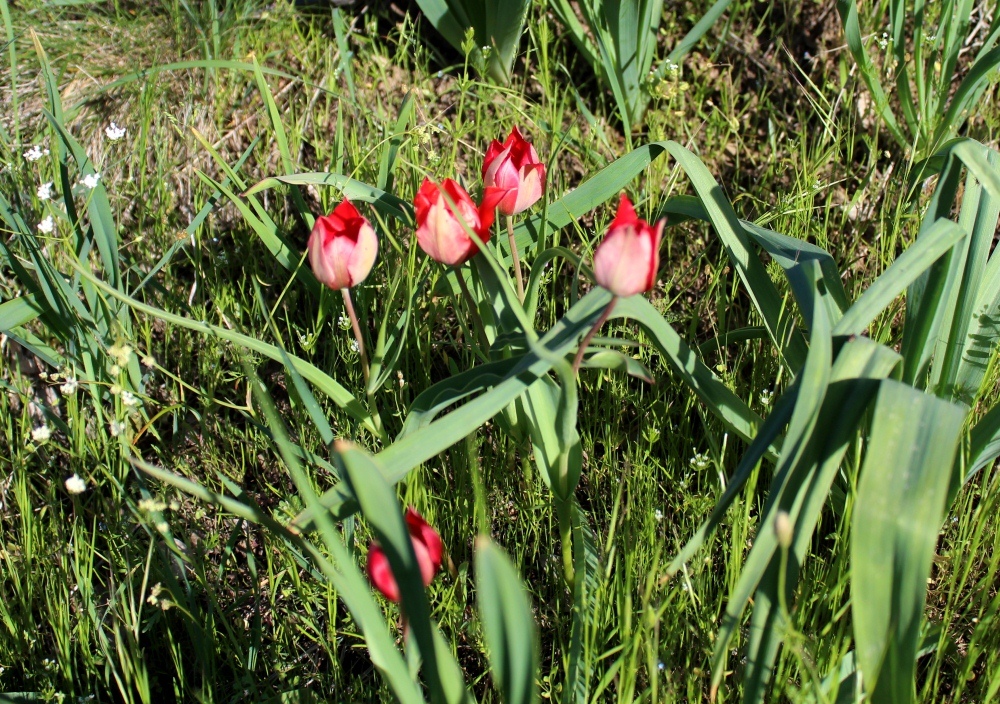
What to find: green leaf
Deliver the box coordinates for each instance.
[616,295,773,456]
[664,142,808,369]
[511,141,676,257]
[246,369,429,704]
[245,172,412,224]
[295,289,612,528]
[475,538,539,704]
[851,382,966,703]
[933,149,1000,400]
[567,505,601,704]
[711,301,834,700]
[835,0,908,149]
[834,219,966,337]
[0,295,43,330]
[377,92,415,193]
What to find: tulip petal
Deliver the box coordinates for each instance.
[366,543,401,602]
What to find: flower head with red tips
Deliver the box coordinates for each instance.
[307,199,379,290]
[482,126,546,216]
[592,194,663,297]
[414,178,506,265]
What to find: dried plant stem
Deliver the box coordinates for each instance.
[572,296,618,375]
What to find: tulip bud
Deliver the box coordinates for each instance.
[775,510,793,550]
[366,508,444,602]
[414,178,506,266]
[482,126,546,216]
[592,194,664,297]
[307,199,379,290]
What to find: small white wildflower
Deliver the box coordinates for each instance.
[80,173,100,189]
[337,314,351,330]
[105,122,127,141]
[23,145,44,162]
[110,383,122,395]
[65,474,87,495]
[109,364,121,375]
[138,498,167,513]
[155,521,169,534]
[121,390,139,407]
[31,425,51,443]
[109,419,126,437]
[37,181,54,200]
[350,339,360,354]
[60,377,79,395]
[141,354,156,368]
[37,215,55,234]
[108,343,133,366]
[760,389,774,407]
[654,508,664,521]
[689,452,710,470]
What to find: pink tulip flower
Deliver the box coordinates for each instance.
[414,178,506,265]
[307,199,379,290]
[592,194,663,297]
[482,126,546,216]
[366,508,444,603]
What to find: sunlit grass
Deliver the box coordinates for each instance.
[1,0,998,702]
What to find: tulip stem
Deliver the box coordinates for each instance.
[572,296,618,376]
[506,216,525,302]
[342,288,370,386]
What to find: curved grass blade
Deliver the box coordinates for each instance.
[835,0,908,149]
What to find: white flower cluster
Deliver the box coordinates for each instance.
[23,145,49,162]
[65,474,87,495]
[105,122,127,141]
[37,215,55,234]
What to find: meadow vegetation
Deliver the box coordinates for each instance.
[1,0,999,702]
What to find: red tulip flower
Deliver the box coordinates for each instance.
[366,508,444,603]
[414,178,506,266]
[482,126,546,216]
[592,194,664,297]
[307,199,379,290]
